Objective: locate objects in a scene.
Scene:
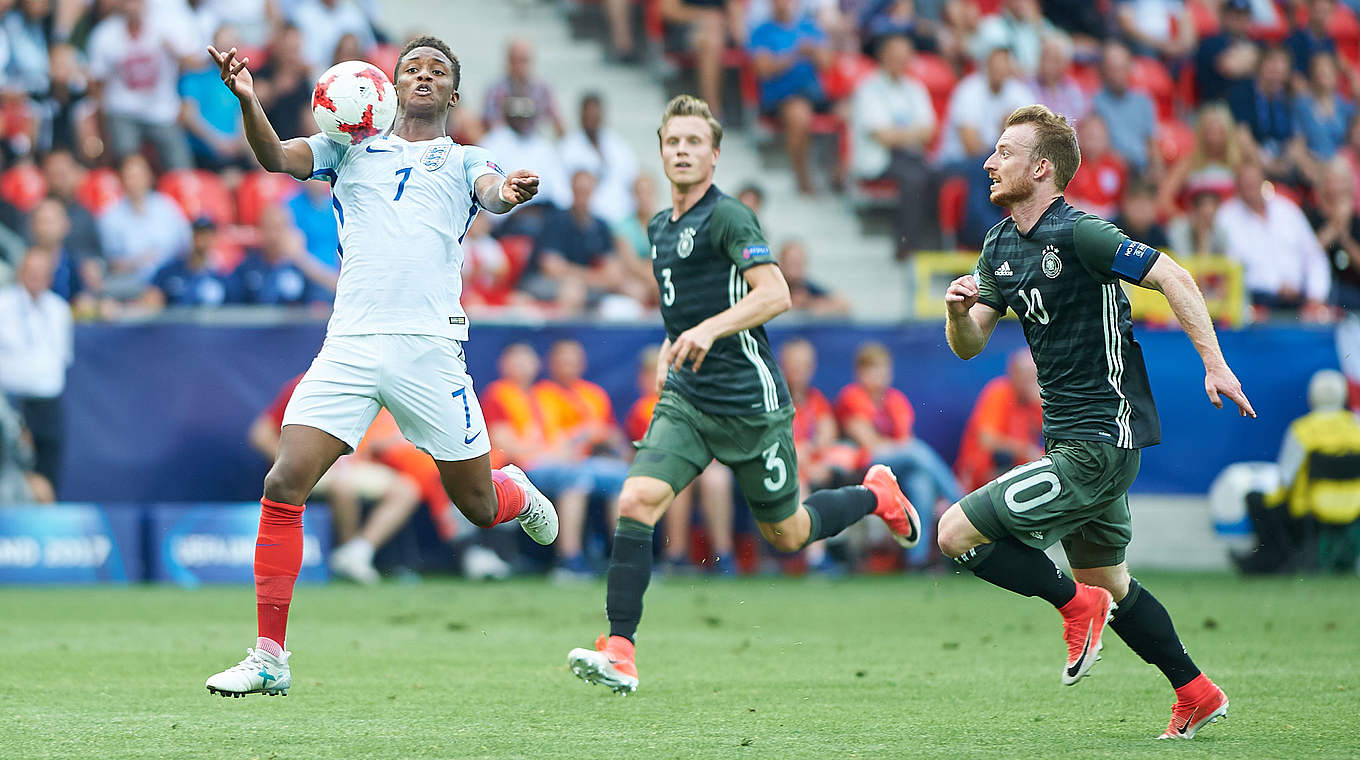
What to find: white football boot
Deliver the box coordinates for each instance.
[205,647,292,697]
[501,465,558,545]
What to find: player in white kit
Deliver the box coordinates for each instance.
[203,36,559,697]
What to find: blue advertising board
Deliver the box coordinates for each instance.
[147,503,331,587]
[0,504,142,584]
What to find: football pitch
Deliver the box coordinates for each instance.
[4,572,1357,760]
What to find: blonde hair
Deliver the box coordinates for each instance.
[1004,104,1081,190]
[854,342,892,370]
[657,94,723,148]
[1191,103,1242,173]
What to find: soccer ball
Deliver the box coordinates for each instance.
[312,60,397,146]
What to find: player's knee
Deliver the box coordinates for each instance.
[936,506,974,557]
[444,478,497,527]
[617,481,669,525]
[262,462,310,506]
[767,531,803,553]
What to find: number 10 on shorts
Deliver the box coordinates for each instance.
[998,457,1061,513]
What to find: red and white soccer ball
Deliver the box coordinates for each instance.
[312,60,397,146]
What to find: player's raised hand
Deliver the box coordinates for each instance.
[208,46,255,101]
[945,274,980,316]
[666,325,717,373]
[1205,364,1256,418]
[499,169,540,206]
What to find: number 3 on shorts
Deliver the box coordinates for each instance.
[761,441,787,492]
[998,457,1061,513]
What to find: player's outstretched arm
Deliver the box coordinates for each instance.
[665,263,792,373]
[945,274,1002,360]
[208,46,314,179]
[474,170,539,214]
[1140,255,1257,418]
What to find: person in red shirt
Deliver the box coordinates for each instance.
[625,345,736,575]
[835,341,961,566]
[954,348,1045,492]
[1064,114,1127,218]
[782,338,859,573]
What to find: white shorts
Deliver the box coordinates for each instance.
[282,334,491,462]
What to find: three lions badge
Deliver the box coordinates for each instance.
[420,144,450,171]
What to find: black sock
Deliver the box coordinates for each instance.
[802,485,877,545]
[1109,578,1201,689]
[606,517,655,643]
[954,539,1077,608]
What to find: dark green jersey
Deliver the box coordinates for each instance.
[649,185,790,416]
[975,198,1162,449]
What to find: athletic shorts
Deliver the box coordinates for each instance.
[958,439,1140,569]
[282,334,491,462]
[628,389,800,523]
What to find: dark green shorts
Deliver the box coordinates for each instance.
[628,389,801,523]
[959,439,1140,569]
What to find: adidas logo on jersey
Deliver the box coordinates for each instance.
[994,261,1014,277]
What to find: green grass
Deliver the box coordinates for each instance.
[3,572,1358,759]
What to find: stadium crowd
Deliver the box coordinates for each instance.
[1,0,1359,576]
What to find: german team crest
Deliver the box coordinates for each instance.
[420,144,450,171]
[1042,245,1062,278]
[677,226,696,258]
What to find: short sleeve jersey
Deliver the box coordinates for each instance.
[304,132,504,340]
[975,198,1162,448]
[648,185,791,416]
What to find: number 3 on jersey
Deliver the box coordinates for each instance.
[661,267,675,306]
[393,167,413,201]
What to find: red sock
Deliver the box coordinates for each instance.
[489,469,526,525]
[255,497,305,647]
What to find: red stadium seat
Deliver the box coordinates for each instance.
[159,169,234,225]
[1131,57,1175,121]
[236,170,301,226]
[821,53,876,102]
[1156,119,1197,167]
[906,53,957,122]
[938,176,968,251]
[366,43,401,74]
[0,164,47,213]
[1187,0,1220,37]
[473,233,533,305]
[75,167,123,214]
[1070,62,1102,95]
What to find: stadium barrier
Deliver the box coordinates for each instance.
[0,503,331,585]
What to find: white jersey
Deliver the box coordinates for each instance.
[305,132,504,340]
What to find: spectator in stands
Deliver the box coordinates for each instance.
[290,0,375,75]
[0,247,72,496]
[1168,188,1229,257]
[1115,0,1196,62]
[25,198,94,311]
[835,341,960,562]
[850,33,937,258]
[481,95,571,230]
[859,0,942,55]
[522,169,628,314]
[1285,0,1344,83]
[1091,39,1158,174]
[140,217,229,309]
[178,25,251,171]
[482,343,596,579]
[97,153,191,300]
[533,339,632,579]
[253,23,313,141]
[227,205,333,306]
[0,394,50,504]
[1040,0,1107,54]
[1229,46,1298,178]
[781,337,857,573]
[969,0,1060,76]
[195,0,274,47]
[287,179,340,274]
[737,182,765,217]
[329,32,364,68]
[1029,33,1087,122]
[615,174,659,305]
[1342,114,1360,214]
[602,0,643,62]
[1293,53,1356,185]
[953,348,1043,492]
[1157,104,1243,216]
[1215,160,1332,319]
[87,0,196,170]
[937,45,1035,247]
[483,38,565,138]
[624,345,737,575]
[40,150,101,267]
[1194,0,1259,106]
[40,42,94,159]
[560,92,638,225]
[4,0,52,98]
[779,239,849,315]
[1112,176,1170,249]
[1064,113,1127,218]
[1309,157,1360,310]
[460,213,510,310]
[659,0,736,119]
[749,0,833,194]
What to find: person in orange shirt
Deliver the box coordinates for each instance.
[835,341,961,566]
[531,339,633,579]
[954,348,1044,492]
[626,345,736,575]
[483,342,595,578]
[782,338,859,574]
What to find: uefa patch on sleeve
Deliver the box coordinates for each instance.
[1112,239,1156,281]
[486,161,506,175]
[742,244,771,260]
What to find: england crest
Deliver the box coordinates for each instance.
[420,144,450,171]
[677,226,696,258]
